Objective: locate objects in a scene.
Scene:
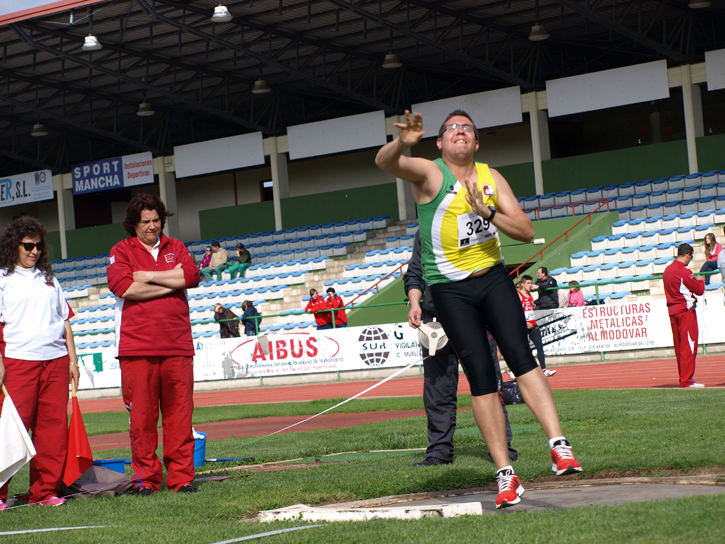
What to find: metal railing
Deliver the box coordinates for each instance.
[509,200,612,279]
[528,198,611,221]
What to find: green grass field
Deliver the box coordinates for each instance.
[2,389,724,543]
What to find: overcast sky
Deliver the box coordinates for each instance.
[0,0,56,17]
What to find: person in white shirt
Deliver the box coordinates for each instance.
[0,216,80,509]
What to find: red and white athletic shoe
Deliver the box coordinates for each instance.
[33,496,67,506]
[551,439,583,476]
[495,469,524,509]
[0,500,9,511]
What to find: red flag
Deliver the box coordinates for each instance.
[63,396,93,486]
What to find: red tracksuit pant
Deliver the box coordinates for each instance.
[120,356,195,492]
[669,309,699,387]
[0,356,69,503]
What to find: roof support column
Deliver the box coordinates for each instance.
[527,92,549,196]
[681,65,704,174]
[54,173,75,260]
[269,137,289,231]
[156,156,179,238]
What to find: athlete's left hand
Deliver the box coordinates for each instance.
[463,177,492,220]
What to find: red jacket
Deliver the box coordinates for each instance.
[663,259,705,317]
[306,296,332,327]
[328,294,348,326]
[107,235,200,356]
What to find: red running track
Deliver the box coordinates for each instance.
[81,356,724,452]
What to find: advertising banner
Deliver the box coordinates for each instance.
[192,323,423,381]
[72,151,153,194]
[0,169,53,208]
[74,296,725,390]
[538,294,725,355]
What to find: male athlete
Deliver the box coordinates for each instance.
[519,275,556,376]
[376,109,581,509]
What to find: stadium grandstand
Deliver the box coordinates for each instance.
[1,0,725,374]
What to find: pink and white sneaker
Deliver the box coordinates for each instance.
[0,499,10,511]
[33,496,67,506]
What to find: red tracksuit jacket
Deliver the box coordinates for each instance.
[663,259,705,316]
[107,235,200,357]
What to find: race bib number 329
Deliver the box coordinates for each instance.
[457,211,497,249]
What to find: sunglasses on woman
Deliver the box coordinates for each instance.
[19,241,45,251]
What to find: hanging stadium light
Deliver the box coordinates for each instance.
[528,24,550,42]
[382,52,402,69]
[31,123,48,137]
[136,102,155,117]
[211,4,233,22]
[82,34,102,51]
[252,78,271,94]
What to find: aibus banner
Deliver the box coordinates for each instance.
[192,323,422,381]
[0,169,53,208]
[72,151,153,194]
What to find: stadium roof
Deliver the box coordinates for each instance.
[1,0,723,177]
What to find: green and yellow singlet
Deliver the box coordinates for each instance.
[417,159,502,285]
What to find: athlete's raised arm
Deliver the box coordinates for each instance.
[375,111,441,202]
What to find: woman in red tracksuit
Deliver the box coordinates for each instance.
[305,288,332,330]
[107,194,200,495]
[326,287,348,328]
[0,216,80,509]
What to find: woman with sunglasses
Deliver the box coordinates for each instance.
[0,216,80,509]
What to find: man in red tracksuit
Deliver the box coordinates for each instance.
[663,243,706,388]
[107,194,200,495]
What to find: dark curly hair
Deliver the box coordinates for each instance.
[0,216,54,281]
[122,193,173,237]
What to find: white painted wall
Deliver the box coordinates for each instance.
[0,199,59,233]
[287,148,391,197]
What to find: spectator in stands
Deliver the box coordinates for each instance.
[202,241,228,283]
[198,246,212,272]
[405,231,518,466]
[663,243,705,388]
[719,227,725,278]
[214,303,240,338]
[228,244,252,279]
[107,193,200,495]
[519,275,555,377]
[188,249,197,265]
[0,216,80,509]
[531,267,559,309]
[305,288,332,330]
[326,287,348,328]
[567,280,586,307]
[241,300,261,336]
[699,233,721,285]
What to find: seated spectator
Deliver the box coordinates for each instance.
[214,303,240,338]
[326,287,348,328]
[567,280,586,307]
[188,249,197,265]
[699,233,721,285]
[198,246,212,271]
[532,267,559,309]
[240,300,261,336]
[305,288,332,330]
[718,228,725,279]
[201,241,229,283]
[228,244,252,279]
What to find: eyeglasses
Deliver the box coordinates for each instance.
[443,123,475,133]
[19,241,45,252]
[205,249,211,252]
